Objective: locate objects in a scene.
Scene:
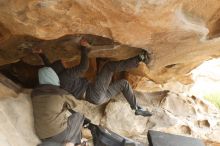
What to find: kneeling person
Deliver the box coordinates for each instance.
[31,67,85,146]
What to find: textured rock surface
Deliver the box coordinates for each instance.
[0,73,220,146]
[0,75,40,146]
[1,0,220,82]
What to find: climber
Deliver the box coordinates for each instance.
[32,38,152,117]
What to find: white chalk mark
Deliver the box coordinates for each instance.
[175,6,209,41]
[135,0,142,15]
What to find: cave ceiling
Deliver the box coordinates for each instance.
[0,0,220,83]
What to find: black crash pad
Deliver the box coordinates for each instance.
[148,130,205,146]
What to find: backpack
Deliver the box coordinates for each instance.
[88,124,145,146]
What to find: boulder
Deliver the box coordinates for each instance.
[0,76,40,146]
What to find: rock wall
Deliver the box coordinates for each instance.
[1,0,220,83]
[0,74,40,146]
[0,74,219,146]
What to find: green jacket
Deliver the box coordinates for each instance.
[31,85,76,139]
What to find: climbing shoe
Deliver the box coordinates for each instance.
[83,117,91,128]
[135,106,152,117]
[138,50,150,65]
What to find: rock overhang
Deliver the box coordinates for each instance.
[1,0,220,83]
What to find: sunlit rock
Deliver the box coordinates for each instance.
[1,1,220,82]
[0,75,40,146]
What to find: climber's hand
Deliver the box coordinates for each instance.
[80,38,92,48]
[64,142,74,146]
[32,48,42,54]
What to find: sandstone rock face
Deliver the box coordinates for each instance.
[0,94,41,146]
[0,75,40,146]
[1,0,220,82]
[0,72,220,146]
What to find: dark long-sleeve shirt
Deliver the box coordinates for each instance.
[39,54,50,66]
[39,47,89,99]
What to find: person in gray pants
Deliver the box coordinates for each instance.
[33,39,152,117]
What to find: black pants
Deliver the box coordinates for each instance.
[85,56,140,109]
[49,56,140,109]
